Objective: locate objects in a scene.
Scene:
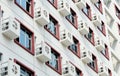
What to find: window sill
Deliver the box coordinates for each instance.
[87,64,98,73]
[97,27,106,36]
[15,1,34,18]
[46,62,62,75]
[44,25,60,40]
[66,17,78,29]
[14,40,34,55]
[84,36,95,46]
[82,10,92,21]
[94,5,103,14]
[68,47,80,58]
[101,52,109,60]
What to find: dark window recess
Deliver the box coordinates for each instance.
[44,15,59,40]
[115,5,120,19]
[101,44,109,60]
[66,9,78,28]
[48,0,57,8]
[68,37,80,57]
[88,54,98,73]
[95,0,103,13]
[82,4,92,20]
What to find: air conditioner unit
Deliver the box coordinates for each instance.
[92,14,101,26]
[62,61,75,76]
[90,0,98,3]
[98,66,108,76]
[78,20,89,35]
[36,41,51,63]
[60,29,73,46]
[81,49,92,63]
[95,38,105,51]
[58,0,70,16]
[2,16,20,40]
[74,0,86,9]
[35,7,49,26]
[0,60,20,76]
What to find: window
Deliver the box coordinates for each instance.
[101,44,109,60]
[48,0,57,8]
[115,5,120,19]
[68,37,80,58]
[108,69,112,76]
[94,0,103,14]
[15,0,34,17]
[15,22,34,55]
[118,24,120,35]
[46,45,61,74]
[85,28,95,45]
[82,4,92,20]
[97,21,106,36]
[88,54,98,73]
[0,53,2,61]
[44,15,59,40]
[14,59,35,76]
[66,8,78,29]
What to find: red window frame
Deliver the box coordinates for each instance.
[46,44,62,75]
[70,62,83,76]
[85,28,95,45]
[97,21,106,36]
[82,4,92,20]
[66,8,78,29]
[68,36,80,58]
[14,0,34,18]
[115,5,120,19]
[101,44,109,60]
[118,24,120,35]
[14,19,34,55]
[88,54,98,73]
[48,0,58,9]
[14,59,35,76]
[44,15,60,40]
[108,69,112,76]
[94,0,103,14]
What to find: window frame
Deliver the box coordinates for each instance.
[68,36,80,58]
[44,15,60,40]
[14,19,34,55]
[82,4,92,20]
[101,44,109,60]
[14,59,35,76]
[108,69,112,76]
[94,0,103,14]
[97,21,106,36]
[48,0,58,9]
[115,5,120,19]
[87,54,98,73]
[14,0,34,18]
[66,8,78,29]
[46,44,62,75]
[85,28,95,45]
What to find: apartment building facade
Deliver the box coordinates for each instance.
[0,0,120,76]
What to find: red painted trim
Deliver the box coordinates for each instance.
[47,0,58,9]
[118,23,120,35]
[82,4,92,21]
[101,44,109,60]
[45,43,62,75]
[108,69,112,76]
[87,54,98,73]
[14,19,34,55]
[68,36,80,58]
[97,22,106,36]
[14,59,35,76]
[14,0,34,18]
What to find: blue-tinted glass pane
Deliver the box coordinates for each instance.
[16,0,20,4]
[49,0,54,4]
[67,14,75,24]
[87,33,92,40]
[20,30,26,47]
[70,44,77,53]
[47,21,56,35]
[21,0,26,10]
[83,8,88,15]
[49,53,58,69]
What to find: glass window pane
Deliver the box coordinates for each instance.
[16,0,20,4]
[20,30,26,47]
[83,8,88,15]
[21,0,27,10]
[47,21,56,35]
